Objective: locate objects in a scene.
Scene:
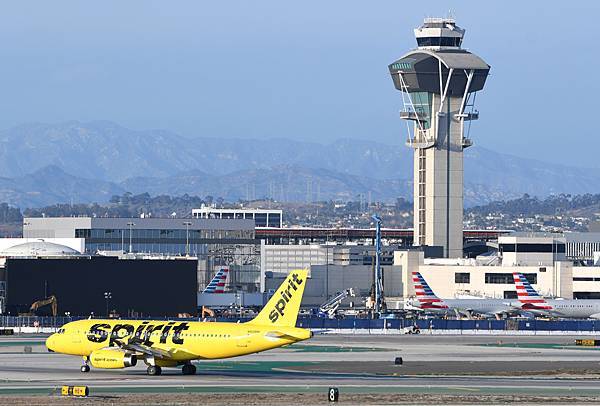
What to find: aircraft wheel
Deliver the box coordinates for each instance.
[80,365,90,373]
[147,366,162,376]
[182,364,196,375]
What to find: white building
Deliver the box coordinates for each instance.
[192,205,282,228]
[498,233,566,266]
[564,232,600,262]
[394,234,600,301]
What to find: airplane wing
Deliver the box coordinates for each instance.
[111,337,195,359]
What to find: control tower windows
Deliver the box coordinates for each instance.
[416,37,462,47]
[409,92,432,129]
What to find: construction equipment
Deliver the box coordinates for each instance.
[201,306,215,319]
[318,288,355,318]
[23,295,58,317]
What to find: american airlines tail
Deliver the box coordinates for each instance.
[412,271,448,309]
[512,272,552,310]
[203,268,229,293]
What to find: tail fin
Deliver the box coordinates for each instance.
[513,272,551,307]
[412,271,448,308]
[203,268,229,293]
[412,271,440,301]
[249,269,308,327]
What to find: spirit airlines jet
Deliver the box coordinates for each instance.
[202,268,229,293]
[513,272,600,319]
[46,270,311,376]
[409,271,519,319]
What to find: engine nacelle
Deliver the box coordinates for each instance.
[89,349,137,369]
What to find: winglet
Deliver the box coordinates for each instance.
[249,269,308,327]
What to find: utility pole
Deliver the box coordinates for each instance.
[104,291,112,318]
[372,214,384,318]
[127,222,135,253]
[183,221,192,256]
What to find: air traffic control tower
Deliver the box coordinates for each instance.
[388,18,490,258]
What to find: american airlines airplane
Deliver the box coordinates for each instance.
[409,271,520,319]
[513,272,600,319]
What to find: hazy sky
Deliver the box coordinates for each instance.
[0,2,598,167]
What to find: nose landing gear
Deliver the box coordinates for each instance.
[80,356,90,373]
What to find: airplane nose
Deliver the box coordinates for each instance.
[46,334,56,352]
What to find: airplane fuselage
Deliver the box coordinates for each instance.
[409,298,518,318]
[47,318,311,363]
[531,300,600,319]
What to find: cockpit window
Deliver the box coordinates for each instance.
[57,328,65,334]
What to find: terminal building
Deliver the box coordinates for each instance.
[23,217,256,256]
[192,205,282,228]
[564,232,600,263]
[16,217,262,309]
[394,233,600,301]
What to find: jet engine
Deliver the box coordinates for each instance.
[89,349,137,369]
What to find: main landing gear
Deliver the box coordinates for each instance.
[147,365,162,376]
[80,356,90,373]
[182,363,196,375]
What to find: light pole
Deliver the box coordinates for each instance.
[127,222,135,253]
[183,221,192,257]
[104,291,112,318]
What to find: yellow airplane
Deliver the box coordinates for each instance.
[46,270,311,375]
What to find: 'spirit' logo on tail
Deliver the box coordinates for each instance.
[269,273,304,323]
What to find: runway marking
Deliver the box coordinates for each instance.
[475,343,600,351]
[451,386,480,392]
[288,344,388,353]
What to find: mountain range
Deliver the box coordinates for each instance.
[1,120,598,208]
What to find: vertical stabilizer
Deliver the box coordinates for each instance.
[203,268,229,293]
[249,269,308,327]
[412,271,448,309]
[513,272,552,309]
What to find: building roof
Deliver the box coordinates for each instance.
[399,49,489,70]
[0,240,81,257]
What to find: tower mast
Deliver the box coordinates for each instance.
[388,18,490,258]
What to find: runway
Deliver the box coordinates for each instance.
[2,334,600,403]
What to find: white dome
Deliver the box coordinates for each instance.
[0,241,81,257]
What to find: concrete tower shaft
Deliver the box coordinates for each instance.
[388,18,490,258]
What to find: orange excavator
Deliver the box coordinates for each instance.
[20,295,58,317]
[201,306,215,319]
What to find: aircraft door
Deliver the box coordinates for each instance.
[72,329,82,344]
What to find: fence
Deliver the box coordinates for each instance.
[295,318,600,332]
[3,315,600,333]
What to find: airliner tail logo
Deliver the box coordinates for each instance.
[412,271,448,309]
[513,272,552,310]
[203,268,229,293]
